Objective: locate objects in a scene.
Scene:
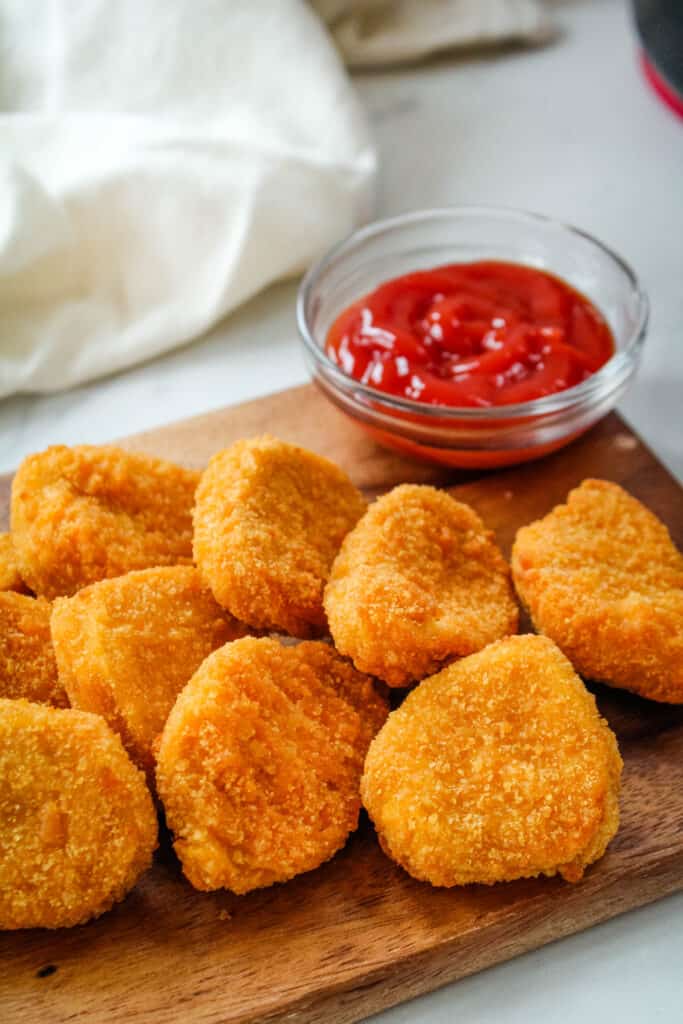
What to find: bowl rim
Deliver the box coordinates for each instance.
[296,205,649,422]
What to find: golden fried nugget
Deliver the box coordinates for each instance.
[51,567,250,774]
[0,533,28,593]
[0,699,157,929]
[0,592,67,706]
[11,445,199,599]
[156,637,388,894]
[512,479,683,703]
[324,484,518,687]
[362,635,622,887]
[193,436,366,637]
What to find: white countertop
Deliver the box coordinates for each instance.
[1,0,682,1020]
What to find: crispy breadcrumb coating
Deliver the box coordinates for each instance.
[324,484,518,687]
[362,635,622,887]
[512,479,683,703]
[0,593,67,706]
[0,534,29,593]
[51,567,250,774]
[192,436,366,637]
[156,637,388,894]
[0,699,157,929]
[10,445,199,599]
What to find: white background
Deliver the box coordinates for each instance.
[2,0,682,1019]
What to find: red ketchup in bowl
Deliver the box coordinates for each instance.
[326,261,614,409]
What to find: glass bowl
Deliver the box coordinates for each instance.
[296,207,648,468]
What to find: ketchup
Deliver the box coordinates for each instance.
[326,261,614,408]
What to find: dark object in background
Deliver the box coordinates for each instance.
[633,0,683,118]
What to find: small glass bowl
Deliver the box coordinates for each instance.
[297,207,648,468]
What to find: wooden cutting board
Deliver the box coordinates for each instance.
[1,383,683,1024]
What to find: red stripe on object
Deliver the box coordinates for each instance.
[641,52,683,120]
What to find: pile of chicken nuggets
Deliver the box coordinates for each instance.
[1,434,681,930]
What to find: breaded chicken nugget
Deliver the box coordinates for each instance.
[157,637,388,894]
[512,479,683,703]
[0,699,157,929]
[11,445,199,599]
[0,533,28,593]
[51,567,250,774]
[0,592,67,706]
[193,436,366,637]
[324,484,518,687]
[362,635,622,887]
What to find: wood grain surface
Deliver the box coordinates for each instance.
[1,383,682,1024]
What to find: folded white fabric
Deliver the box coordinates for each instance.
[0,0,375,397]
[0,0,547,398]
[316,0,551,68]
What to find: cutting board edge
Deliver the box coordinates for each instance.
[249,851,683,1024]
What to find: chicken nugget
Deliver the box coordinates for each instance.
[51,567,250,774]
[512,479,683,703]
[0,592,67,706]
[11,445,199,599]
[192,436,366,637]
[362,635,622,887]
[0,699,157,929]
[324,484,518,687]
[156,637,388,894]
[0,533,29,593]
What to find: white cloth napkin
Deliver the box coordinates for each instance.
[0,0,548,399]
